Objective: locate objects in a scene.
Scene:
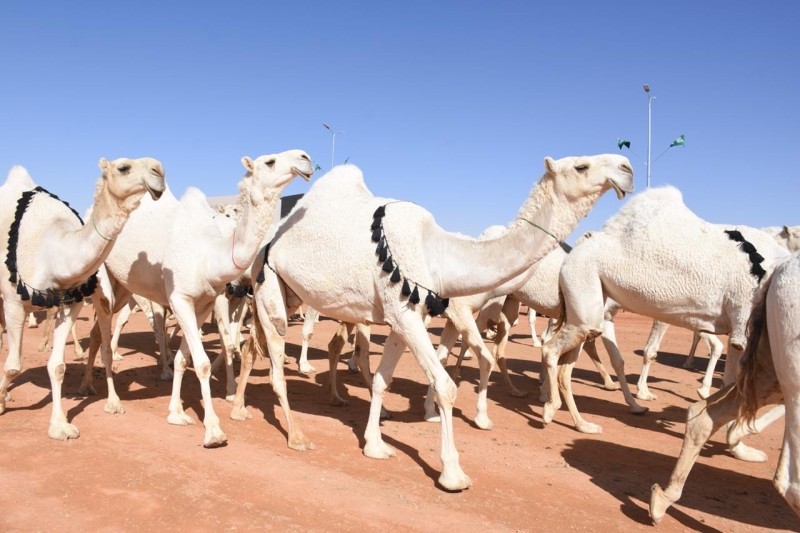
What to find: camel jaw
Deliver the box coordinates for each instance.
[143,179,164,200]
[294,167,313,182]
[608,177,633,200]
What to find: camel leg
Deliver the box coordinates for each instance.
[229,330,255,421]
[152,303,173,381]
[109,299,135,362]
[210,293,237,401]
[775,401,800,514]
[636,320,669,401]
[683,332,702,369]
[583,339,619,390]
[425,318,461,421]
[353,323,372,391]
[95,296,125,415]
[70,311,85,361]
[537,318,558,387]
[0,299,26,414]
[167,296,226,448]
[528,309,542,348]
[297,306,318,373]
[651,370,782,522]
[228,296,247,359]
[697,333,724,399]
[366,315,471,491]
[26,311,37,328]
[45,303,82,440]
[542,323,589,425]
[600,321,648,414]
[553,345,602,434]
[493,314,528,398]
[37,307,55,352]
[79,321,101,396]
[328,322,354,406]
[255,291,312,451]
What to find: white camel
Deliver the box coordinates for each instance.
[0,158,166,440]
[650,251,800,523]
[541,186,790,462]
[232,154,634,490]
[79,150,313,448]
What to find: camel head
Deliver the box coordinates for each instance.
[240,150,314,202]
[98,157,166,202]
[217,203,242,220]
[543,154,634,201]
[780,225,800,252]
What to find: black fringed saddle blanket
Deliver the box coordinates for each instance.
[5,186,98,308]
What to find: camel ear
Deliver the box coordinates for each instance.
[98,158,111,174]
[217,205,226,214]
[782,225,791,237]
[544,157,557,174]
[241,156,254,172]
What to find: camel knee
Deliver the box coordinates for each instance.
[434,377,458,405]
[196,362,211,379]
[49,362,67,383]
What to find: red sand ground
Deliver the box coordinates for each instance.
[0,308,795,532]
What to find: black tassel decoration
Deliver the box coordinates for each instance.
[751,264,767,282]
[17,280,29,301]
[371,227,382,242]
[31,291,44,307]
[401,279,411,296]
[425,292,449,317]
[370,218,382,231]
[390,266,402,283]
[748,251,765,265]
[725,229,745,242]
[373,205,386,219]
[382,256,394,273]
[740,241,757,254]
[378,244,388,263]
[409,285,420,304]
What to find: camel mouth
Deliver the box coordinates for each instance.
[609,180,627,200]
[143,179,164,200]
[294,167,313,182]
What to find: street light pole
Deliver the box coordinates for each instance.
[644,84,654,189]
[322,123,343,169]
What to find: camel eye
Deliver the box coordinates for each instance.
[575,164,589,172]
[265,159,275,168]
[118,164,131,173]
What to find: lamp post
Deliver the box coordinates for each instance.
[322,123,343,169]
[644,84,654,189]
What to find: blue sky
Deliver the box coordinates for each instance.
[2,1,798,240]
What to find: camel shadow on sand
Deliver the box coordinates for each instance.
[563,438,797,530]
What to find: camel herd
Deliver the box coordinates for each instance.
[0,151,798,524]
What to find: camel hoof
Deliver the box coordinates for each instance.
[438,469,473,491]
[112,352,123,362]
[730,442,768,463]
[380,407,391,420]
[104,400,125,415]
[225,394,236,403]
[531,338,542,348]
[229,405,252,421]
[631,405,649,415]
[542,403,557,425]
[159,369,174,381]
[682,360,695,370]
[78,384,97,397]
[424,412,441,423]
[475,413,494,430]
[298,362,316,374]
[697,387,711,400]
[203,427,228,448]
[509,388,529,398]
[649,484,671,524]
[346,359,359,373]
[288,435,315,452]
[363,440,396,459]
[539,391,550,403]
[48,422,80,441]
[576,420,603,434]
[602,382,621,391]
[331,395,349,407]
[636,390,657,401]
[167,411,195,426]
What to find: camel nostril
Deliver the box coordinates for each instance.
[300,154,310,162]
[621,164,633,175]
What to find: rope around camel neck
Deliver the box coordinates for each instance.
[517,217,560,242]
[231,228,247,270]
[91,214,112,241]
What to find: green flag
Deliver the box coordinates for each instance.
[669,134,686,148]
[617,139,631,150]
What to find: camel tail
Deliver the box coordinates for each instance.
[243,302,268,361]
[553,287,567,332]
[736,281,772,426]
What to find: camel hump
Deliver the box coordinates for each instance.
[179,186,212,210]
[4,165,35,189]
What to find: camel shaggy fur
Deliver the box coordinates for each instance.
[650,252,800,523]
[233,154,634,490]
[0,158,166,440]
[541,186,790,462]
[79,150,312,448]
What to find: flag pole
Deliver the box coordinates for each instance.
[644,84,653,189]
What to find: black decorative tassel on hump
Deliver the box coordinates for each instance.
[371,203,449,316]
[725,229,767,282]
[5,186,97,308]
